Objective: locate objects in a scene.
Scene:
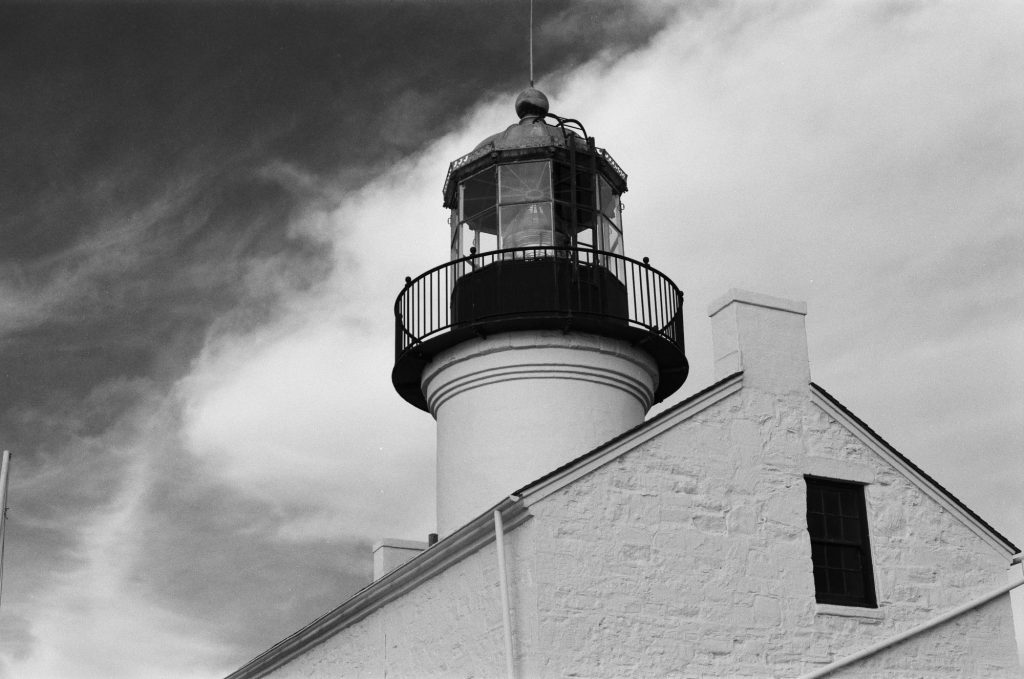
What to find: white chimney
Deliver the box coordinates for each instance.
[372,539,427,581]
[708,289,810,393]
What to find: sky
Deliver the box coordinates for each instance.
[0,1,1021,676]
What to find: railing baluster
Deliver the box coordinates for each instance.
[394,246,684,363]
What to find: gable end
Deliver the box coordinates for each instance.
[811,382,1018,558]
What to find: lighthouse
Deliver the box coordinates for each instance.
[393,89,689,536]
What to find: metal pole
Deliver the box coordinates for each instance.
[797,576,1024,679]
[0,450,11,609]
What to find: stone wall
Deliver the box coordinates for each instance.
[270,534,514,678]
[521,385,1019,677]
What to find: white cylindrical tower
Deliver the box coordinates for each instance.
[393,89,689,535]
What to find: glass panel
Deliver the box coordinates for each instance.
[603,216,623,255]
[840,490,860,518]
[552,161,593,204]
[575,167,595,208]
[822,490,840,515]
[843,517,861,541]
[462,167,497,219]
[846,571,864,597]
[466,207,497,236]
[576,223,595,249]
[840,546,861,570]
[458,222,474,258]
[499,162,551,204]
[553,207,573,247]
[599,176,618,218]
[500,202,563,248]
[553,161,573,203]
[825,515,842,539]
[449,209,459,261]
[477,230,497,255]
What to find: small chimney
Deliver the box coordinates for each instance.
[372,538,428,581]
[708,289,810,393]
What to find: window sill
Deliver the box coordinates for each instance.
[815,603,884,621]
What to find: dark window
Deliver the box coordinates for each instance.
[805,477,877,607]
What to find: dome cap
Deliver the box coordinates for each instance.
[515,88,549,119]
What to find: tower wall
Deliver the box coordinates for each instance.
[422,330,658,536]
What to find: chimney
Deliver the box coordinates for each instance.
[708,289,810,393]
[372,539,427,581]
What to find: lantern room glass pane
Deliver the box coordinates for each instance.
[465,207,497,237]
[500,202,564,248]
[499,162,551,204]
[603,215,623,256]
[599,176,619,218]
[449,209,460,260]
[553,162,596,206]
[462,167,497,220]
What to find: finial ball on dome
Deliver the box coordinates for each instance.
[515,88,549,119]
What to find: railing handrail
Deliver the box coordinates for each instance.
[395,246,684,362]
[395,246,678,314]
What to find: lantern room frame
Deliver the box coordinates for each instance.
[393,109,689,412]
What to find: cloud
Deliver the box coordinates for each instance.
[176,109,512,542]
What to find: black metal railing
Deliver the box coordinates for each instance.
[395,247,683,360]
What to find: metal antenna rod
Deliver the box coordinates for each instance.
[0,450,11,610]
[529,0,534,86]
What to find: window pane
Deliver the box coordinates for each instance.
[553,162,595,206]
[840,491,860,518]
[462,167,497,219]
[576,224,595,249]
[822,490,840,515]
[466,207,497,236]
[846,572,864,597]
[477,230,497,254]
[603,216,623,255]
[553,161,572,203]
[843,517,861,541]
[500,162,551,204]
[500,202,562,248]
[826,515,842,538]
[599,176,618,218]
[840,546,861,570]
[450,210,459,260]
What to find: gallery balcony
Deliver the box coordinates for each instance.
[392,246,689,411]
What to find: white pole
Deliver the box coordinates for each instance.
[493,510,515,679]
[0,450,11,610]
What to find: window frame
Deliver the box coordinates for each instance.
[804,476,878,608]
